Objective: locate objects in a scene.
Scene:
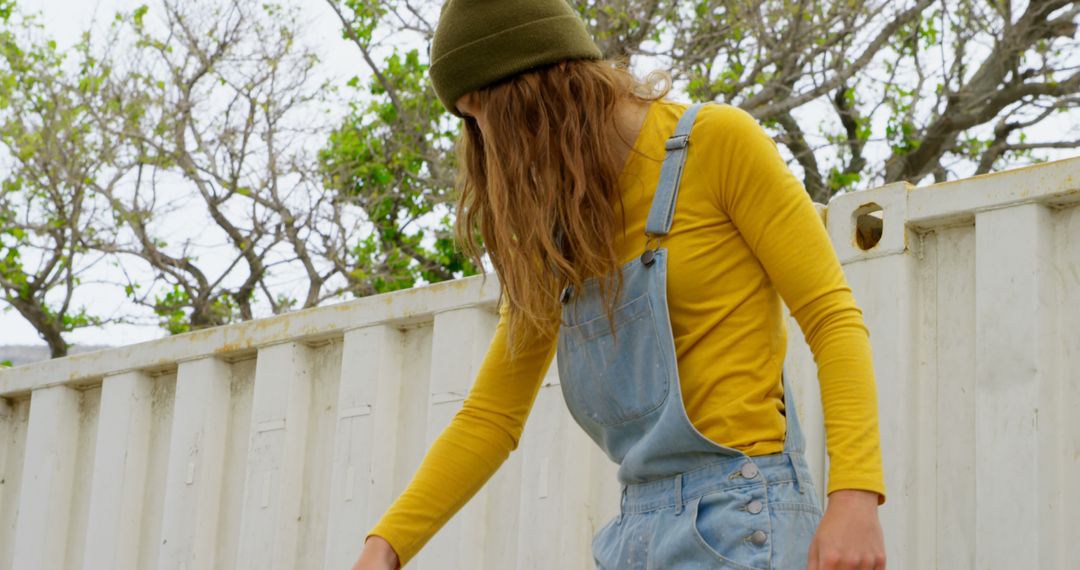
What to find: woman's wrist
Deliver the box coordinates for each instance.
[363,535,400,568]
[826,488,881,509]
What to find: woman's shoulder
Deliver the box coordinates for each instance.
[646,99,773,165]
[654,98,768,147]
[698,101,765,139]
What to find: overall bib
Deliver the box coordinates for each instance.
[556,103,824,569]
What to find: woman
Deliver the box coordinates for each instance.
[355,1,887,568]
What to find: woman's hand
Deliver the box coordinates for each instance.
[806,489,886,570]
[352,535,400,570]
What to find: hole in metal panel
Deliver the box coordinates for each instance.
[853,203,884,251]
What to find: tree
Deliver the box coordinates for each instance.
[88,0,343,333]
[0,4,120,357]
[323,0,1079,224]
[570,0,1080,201]
[573,0,674,59]
[320,0,476,296]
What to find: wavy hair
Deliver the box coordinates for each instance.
[453,59,670,354]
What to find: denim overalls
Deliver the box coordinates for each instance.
[556,103,824,569]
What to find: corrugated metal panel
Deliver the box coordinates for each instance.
[0,157,1077,569]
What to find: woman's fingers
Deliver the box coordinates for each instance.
[806,535,819,570]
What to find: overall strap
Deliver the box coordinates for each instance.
[780,370,806,455]
[643,102,707,237]
[780,369,811,494]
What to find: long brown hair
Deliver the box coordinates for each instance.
[453,59,670,353]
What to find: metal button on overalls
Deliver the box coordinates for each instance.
[750,530,769,546]
[740,462,759,479]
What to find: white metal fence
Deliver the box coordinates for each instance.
[1,157,1078,569]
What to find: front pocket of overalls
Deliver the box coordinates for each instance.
[689,489,771,570]
[559,293,669,426]
[590,514,621,569]
[764,479,822,569]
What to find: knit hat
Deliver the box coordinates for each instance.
[429,0,604,117]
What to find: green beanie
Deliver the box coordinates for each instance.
[429,0,604,117]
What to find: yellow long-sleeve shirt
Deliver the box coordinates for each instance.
[370,99,886,565]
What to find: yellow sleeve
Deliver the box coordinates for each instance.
[704,104,887,504]
[367,301,558,565]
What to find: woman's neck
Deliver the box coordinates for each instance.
[612,98,652,174]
